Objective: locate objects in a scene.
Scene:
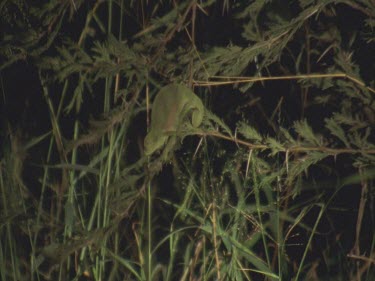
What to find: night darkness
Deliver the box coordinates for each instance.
[1,1,374,280]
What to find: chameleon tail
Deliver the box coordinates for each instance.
[191,97,204,127]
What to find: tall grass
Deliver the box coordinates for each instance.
[1,1,375,280]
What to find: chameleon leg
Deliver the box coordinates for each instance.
[161,136,177,161]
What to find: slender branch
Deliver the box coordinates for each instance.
[198,131,375,155]
[193,73,375,94]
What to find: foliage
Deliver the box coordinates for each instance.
[1,0,375,280]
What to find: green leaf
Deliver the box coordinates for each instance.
[237,122,263,142]
[294,119,321,146]
[325,118,351,148]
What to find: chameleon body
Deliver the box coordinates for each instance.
[144,83,204,155]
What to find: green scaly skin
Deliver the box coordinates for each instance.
[144,83,204,155]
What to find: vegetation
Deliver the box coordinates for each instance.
[1,0,374,280]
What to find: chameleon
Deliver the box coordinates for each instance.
[144,83,204,156]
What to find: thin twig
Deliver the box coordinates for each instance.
[197,130,375,155]
[193,73,375,94]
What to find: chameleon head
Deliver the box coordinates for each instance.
[144,131,168,155]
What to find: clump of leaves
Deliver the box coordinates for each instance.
[1,1,374,281]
